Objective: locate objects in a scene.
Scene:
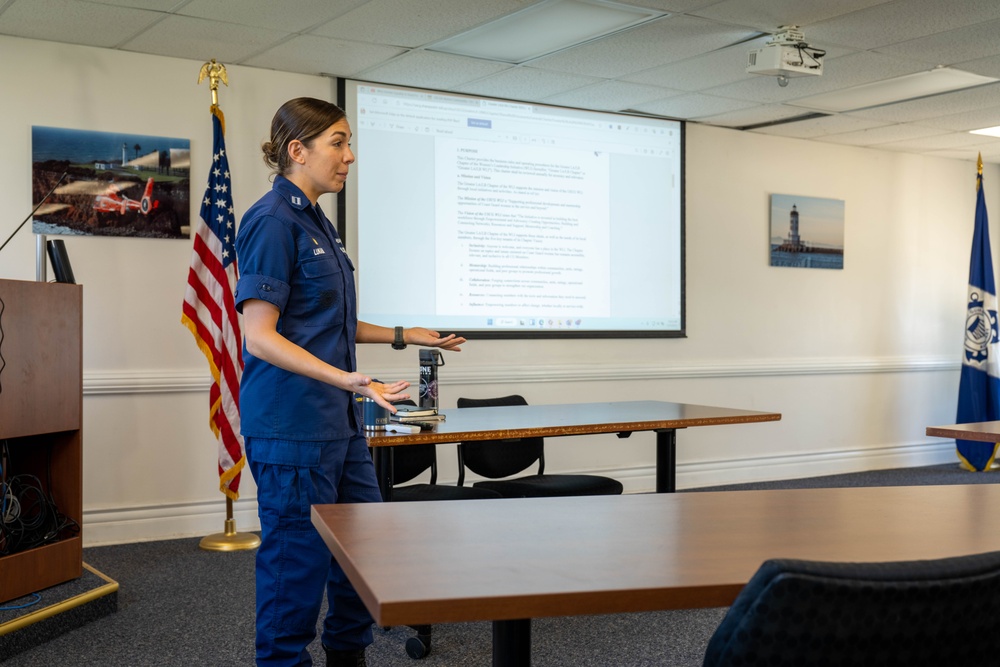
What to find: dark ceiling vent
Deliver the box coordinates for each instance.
[736,112,830,131]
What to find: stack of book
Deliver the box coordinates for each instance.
[390,404,446,424]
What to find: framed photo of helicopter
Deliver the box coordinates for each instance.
[31,126,191,239]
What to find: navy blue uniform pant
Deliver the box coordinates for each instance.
[247,434,382,666]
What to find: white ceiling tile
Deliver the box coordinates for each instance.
[912,106,1000,132]
[874,18,1000,67]
[542,80,682,111]
[0,0,162,48]
[874,131,1000,152]
[806,0,1000,51]
[357,51,512,91]
[843,82,1000,123]
[311,0,528,48]
[120,14,288,63]
[0,0,999,160]
[529,14,759,78]
[455,67,600,103]
[243,34,406,77]
[953,55,1000,80]
[631,93,761,119]
[817,123,948,146]
[690,0,893,34]
[623,35,772,91]
[752,114,889,138]
[178,0,366,33]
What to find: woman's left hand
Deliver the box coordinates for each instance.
[354,377,410,412]
[405,327,466,351]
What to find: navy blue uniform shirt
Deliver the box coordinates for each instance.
[234,175,362,440]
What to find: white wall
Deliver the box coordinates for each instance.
[0,36,334,543]
[0,35,993,546]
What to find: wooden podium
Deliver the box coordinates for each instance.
[0,278,83,604]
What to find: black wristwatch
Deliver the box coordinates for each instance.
[392,326,407,350]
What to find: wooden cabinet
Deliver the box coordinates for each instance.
[0,279,83,604]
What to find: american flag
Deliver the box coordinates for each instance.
[181,105,245,500]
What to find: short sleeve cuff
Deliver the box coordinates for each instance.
[235,273,291,313]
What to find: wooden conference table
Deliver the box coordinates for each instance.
[312,484,1000,666]
[926,420,1000,443]
[364,400,782,500]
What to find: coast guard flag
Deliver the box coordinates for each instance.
[955,165,1000,471]
[181,105,246,499]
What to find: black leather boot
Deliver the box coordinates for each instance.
[324,646,367,667]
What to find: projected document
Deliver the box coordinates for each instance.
[346,80,685,337]
[435,139,610,316]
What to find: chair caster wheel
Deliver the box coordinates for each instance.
[405,635,430,659]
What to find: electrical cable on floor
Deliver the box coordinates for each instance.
[0,592,41,612]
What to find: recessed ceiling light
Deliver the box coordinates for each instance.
[970,126,1000,138]
[788,67,998,113]
[426,0,666,64]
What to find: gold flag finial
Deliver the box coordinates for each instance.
[978,152,984,177]
[198,59,228,106]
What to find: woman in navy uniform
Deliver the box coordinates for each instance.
[234,97,464,667]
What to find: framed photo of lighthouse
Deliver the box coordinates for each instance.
[30,126,191,239]
[769,193,845,270]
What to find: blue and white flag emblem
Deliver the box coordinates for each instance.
[964,291,999,366]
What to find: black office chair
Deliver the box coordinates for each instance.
[391,444,503,502]
[703,550,1000,667]
[456,394,624,498]
[379,401,501,659]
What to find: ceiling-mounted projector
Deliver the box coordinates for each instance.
[746,26,825,81]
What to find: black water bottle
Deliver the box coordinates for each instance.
[418,349,444,410]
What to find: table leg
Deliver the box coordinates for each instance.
[655,429,677,493]
[493,618,531,667]
[373,447,394,502]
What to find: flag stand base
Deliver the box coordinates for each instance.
[199,497,260,552]
[199,522,261,551]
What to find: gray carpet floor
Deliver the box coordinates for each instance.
[3,462,995,666]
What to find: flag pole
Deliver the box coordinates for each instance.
[194,60,260,552]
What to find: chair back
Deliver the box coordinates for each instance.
[392,444,438,485]
[457,395,544,479]
[703,550,1000,667]
[387,400,438,485]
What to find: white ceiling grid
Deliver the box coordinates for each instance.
[3,0,1000,162]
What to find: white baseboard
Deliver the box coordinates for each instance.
[675,439,957,490]
[81,439,959,547]
[83,499,262,547]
